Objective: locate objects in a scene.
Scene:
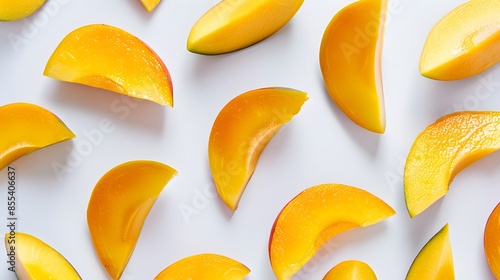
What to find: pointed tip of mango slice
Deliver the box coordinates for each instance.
[4,232,81,279]
[87,160,177,279]
[44,24,173,106]
[323,260,377,280]
[140,0,160,12]
[0,0,46,21]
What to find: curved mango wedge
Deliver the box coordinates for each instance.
[0,0,46,21]
[406,224,455,280]
[484,203,500,279]
[0,103,75,171]
[4,232,81,280]
[420,0,500,80]
[187,0,304,55]
[209,87,307,211]
[154,253,250,280]
[44,24,173,106]
[269,184,395,280]
[404,111,500,217]
[140,0,160,12]
[87,160,177,280]
[319,0,387,133]
[323,260,377,280]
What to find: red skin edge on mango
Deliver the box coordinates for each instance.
[268,192,300,257]
[141,40,174,105]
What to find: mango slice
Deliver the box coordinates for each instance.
[154,253,250,280]
[404,111,500,217]
[0,103,75,171]
[319,0,387,133]
[484,203,500,279]
[44,24,173,106]
[87,160,177,280]
[209,87,307,211]
[187,0,304,54]
[0,0,46,21]
[140,0,160,12]
[406,224,455,280]
[420,0,500,80]
[323,260,377,280]
[4,232,81,280]
[269,184,395,280]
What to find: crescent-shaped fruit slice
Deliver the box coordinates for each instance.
[420,0,500,80]
[154,253,250,280]
[323,260,377,280]
[0,0,46,21]
[404,111,500,217]
[0,103,75,171]
[406,224,455,280]
[484,202,500,279]
[319,0,387,133]
[44,24,173,106]
[187,0,304,54]
[4,232,81,279]
[269,184,395,280]
[140,0,160,12]
[87,160,177,280]
[209,87,308,211]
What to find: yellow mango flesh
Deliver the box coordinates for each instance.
[484,203,500,279]
[187,0,304,54]
[319,0,387,133]
[0,103,75,171]
[404,112,500,218]
[140,0,160,12]
[420,0,500,80]
[269,184,395,280]
[323,260,377,280]
[4,232,81,280]
[154,253,250,280]
[44,24,173,106]
[0,0,46,21]
[406,224,455,280]
[209,88,307,211]
[87,160,177,280]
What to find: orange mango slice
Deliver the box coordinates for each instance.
[420,0,500,80]
[4,232,81,279]
[269,184,395,280]
[87,160,177,280]
[0,0,46,21]
[484,202,500,279]
[404,111,500,217]
[319,0,387,133]
[406,224,455,280]
[140,0,160,12]
[0,103,75,171]
[154,253,250,280]
[209,87,307,211]
[44,24,173,106]
[323,260,377,280]
[187,0,304,54]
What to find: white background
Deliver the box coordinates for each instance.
[1,0,500,279]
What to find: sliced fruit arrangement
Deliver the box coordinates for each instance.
[404,111,500,217]
[4,232,81,279]
[87,160,177,280]
[420,0,500,80]
[44,24,174,106]
[187,0,304,54]
[0,103,75,171]
[406,224,455,279]
[319,0,387,133]
[140,0,160,12]
[323,260,377,280]
[484,203,500,279]
[209,87,307,211]
[154,253,250,279]
[0,0,46,21]
[269,184,395,280]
